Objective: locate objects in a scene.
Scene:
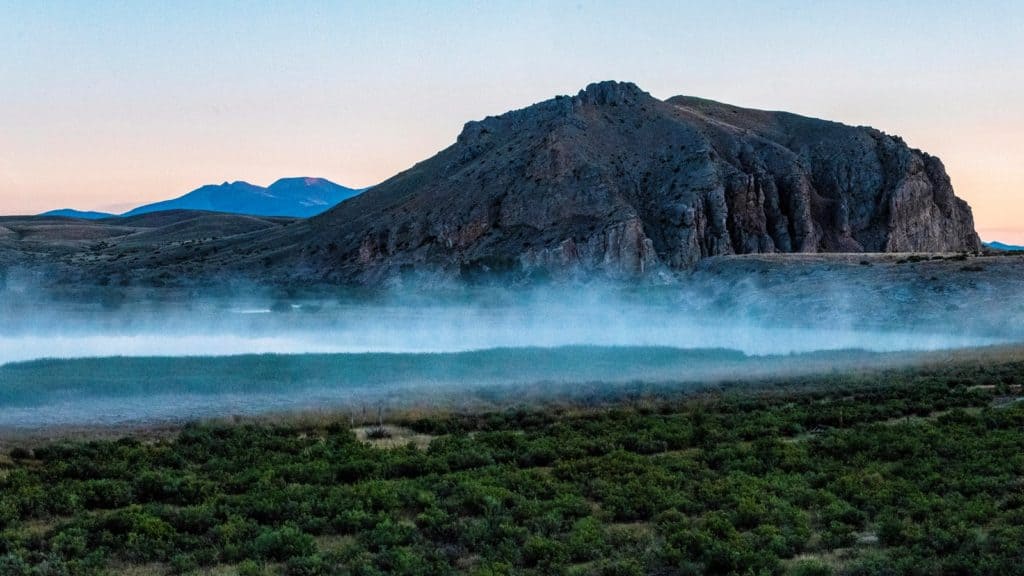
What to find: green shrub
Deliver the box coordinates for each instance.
[567,517,606,561]
[596,558,645,576]
[253,525,316,561]
[521,536,568,569]
[0,553,31,576]
[238,559,271,576]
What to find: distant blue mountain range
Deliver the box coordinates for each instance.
[985,241,1024,252]
[40,177,363,220]
[40,209,115,220]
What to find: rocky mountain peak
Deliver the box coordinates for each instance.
[575,80,650,106]
[285,81,981,284]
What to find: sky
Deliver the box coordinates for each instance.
[1,1,1022,241]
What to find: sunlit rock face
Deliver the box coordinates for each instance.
[300,81,980,282]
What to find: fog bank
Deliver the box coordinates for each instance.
[0,274,1021,428]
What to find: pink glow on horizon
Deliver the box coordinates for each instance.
[0,2,1021,240]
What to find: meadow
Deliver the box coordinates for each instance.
[1,350,1023,575]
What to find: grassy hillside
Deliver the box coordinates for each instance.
[1,356,1023,575]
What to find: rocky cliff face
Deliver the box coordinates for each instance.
[296,81,979,283]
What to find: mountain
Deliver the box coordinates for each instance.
[39,209,114,220]
[11,81,984,288]
[122,177,362,218]
[259,81,980,283]
[986,241,1024,252]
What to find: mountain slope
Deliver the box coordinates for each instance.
[269,81,979,283]
[122,177,362,218]
[39,209,115,220]
[986,241,1024,252]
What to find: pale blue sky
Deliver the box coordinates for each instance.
[1,1,1022,239]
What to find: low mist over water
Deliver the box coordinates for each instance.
[0,313,1002,366]
[0,280,1020,428]
[0,281,1016,365]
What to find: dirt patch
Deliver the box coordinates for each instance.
[784,550,855,571]
[105,563,168,576]
[20,518,65,537]
[315,534,355,553]
[353,425,435,449]
[606,521,655,538]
